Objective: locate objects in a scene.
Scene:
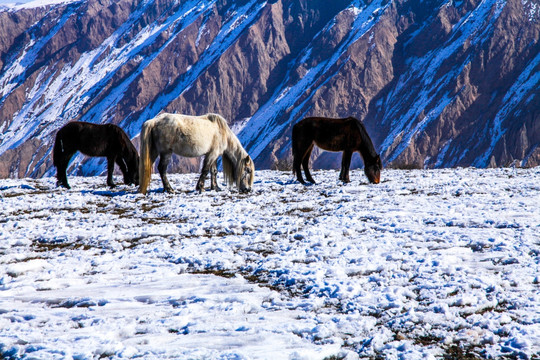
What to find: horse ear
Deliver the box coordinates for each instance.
[244,156,251,165]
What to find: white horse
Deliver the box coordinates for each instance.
[138,113,255,194]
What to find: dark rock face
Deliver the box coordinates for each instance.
[0,0,538,178]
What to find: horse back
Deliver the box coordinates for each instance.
[56,121,126,157]
[152,113,221,157]
[294,117,361,152]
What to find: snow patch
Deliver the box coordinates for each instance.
[1,169,539,358]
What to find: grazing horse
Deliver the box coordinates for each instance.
[292,116,382,184]
[53,121,139,189]
[138,113,255,194]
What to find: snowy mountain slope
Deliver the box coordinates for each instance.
[1,168,539,358]
[370,0,540,168]
[0,0,538,179]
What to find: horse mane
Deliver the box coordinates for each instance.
[117,126,137,159]
[352,118,378,161]
[206,113,229,132]
[205,113,247,188]
[222,153,236,187]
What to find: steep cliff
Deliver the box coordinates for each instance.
[0,0,538,179]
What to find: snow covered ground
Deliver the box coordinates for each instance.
[1,168,539,359]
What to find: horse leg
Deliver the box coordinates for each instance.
[210,162,221,191]
[339,151,352,183]
[158,152,174,193]
[115,155,128,184]
[293,154,305,184]
[196,155,212,192]
[197,152,222,192]
[293,143,305,184]
[56,151,74,189]
[302,144,316,184]
[107,156,116,188]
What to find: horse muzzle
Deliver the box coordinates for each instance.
[367,175,380,184]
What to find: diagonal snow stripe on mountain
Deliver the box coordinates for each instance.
[35,0,217,176]
[387,0,505,118]
[0,5,77,103]
[239,1,390,161]
[380,60,471,163]
[0,68,55,155]
[421,0,506,85]
[246,59,350,164]
[474,50,540,167]
[76,0,217,129]
[0,0,158,155]
[382,0,505,126]
[123,0,269,138]
[384,93,454,164]
[379,0,507,163]
[76,0,265,176]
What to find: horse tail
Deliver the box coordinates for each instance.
[291,122,300,174]
[138,120,155,195]
[53,132,62,167]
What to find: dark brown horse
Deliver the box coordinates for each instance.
[292,117,382,184]
[53,121,139,189]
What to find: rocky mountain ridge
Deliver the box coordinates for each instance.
[0,0,538,179]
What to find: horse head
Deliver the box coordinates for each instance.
[238,155,255,193]
[364,155,382,184]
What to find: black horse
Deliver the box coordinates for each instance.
[53,121,139,189]
[292,117,382,184]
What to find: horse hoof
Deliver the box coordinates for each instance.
[57,181,70,189]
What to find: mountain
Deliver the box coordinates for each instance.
[0,0,538,179]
